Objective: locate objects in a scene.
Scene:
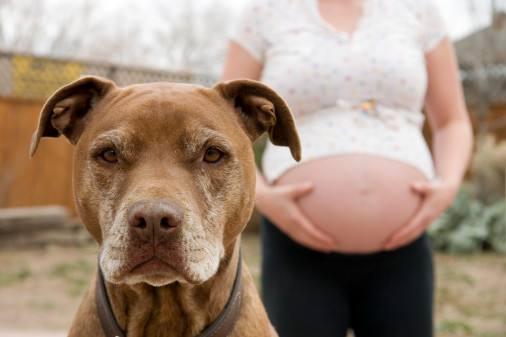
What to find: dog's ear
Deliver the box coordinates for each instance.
[29,76,115,157]
[214,79,301,161]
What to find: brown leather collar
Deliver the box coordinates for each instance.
[95,251,243,337]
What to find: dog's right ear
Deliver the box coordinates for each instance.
[29,76,115,157]
[214,79,301,161]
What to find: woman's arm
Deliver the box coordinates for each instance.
[221,42,336,251]
[425,38,473,186]
[222,41,263,82]
[384,38,473,250]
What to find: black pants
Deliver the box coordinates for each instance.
[261,217,434,337]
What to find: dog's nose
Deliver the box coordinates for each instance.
[127,200,183,242]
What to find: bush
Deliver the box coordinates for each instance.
[429,135,506,254]
[429,188,506,254]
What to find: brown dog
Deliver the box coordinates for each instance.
[30,76,300,337]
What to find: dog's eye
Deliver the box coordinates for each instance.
[203,147,223,163]
[99,148,118,163]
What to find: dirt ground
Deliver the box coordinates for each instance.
[0,233,504,337]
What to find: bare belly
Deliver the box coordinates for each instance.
[274,154,427,253]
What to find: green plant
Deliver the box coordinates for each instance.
[482,200,506,253]
[429,188,506,254]
[0,267,31,287]
[430,135,506,254]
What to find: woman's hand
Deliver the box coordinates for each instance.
[256,182,337,252]
[383,178,459,251]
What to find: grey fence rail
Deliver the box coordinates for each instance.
[0,51,217,100]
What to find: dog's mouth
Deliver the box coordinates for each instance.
[129,256,174,276]
[120,254,185,286]
[102,231,222,286]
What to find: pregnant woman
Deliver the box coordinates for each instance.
[222,0,473,336]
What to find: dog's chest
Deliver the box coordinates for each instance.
[137,294,208,337]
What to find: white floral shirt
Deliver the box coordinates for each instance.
[230,0,447,181]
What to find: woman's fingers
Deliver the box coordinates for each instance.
[289,230,334,253]
[411,180,435,195]
[258,181,335,252]
[289,206,336,250]
[386,178,458,251]
[383,208,433,250]
[411,178,446,196]
[385,180,436,250]
[283,182,336,251]
[281,181,314,199]
[293,237,333,253]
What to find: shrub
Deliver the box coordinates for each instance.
[429,188,506,254]
[429,135,506,254]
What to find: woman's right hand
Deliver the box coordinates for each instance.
[256,181,337,252]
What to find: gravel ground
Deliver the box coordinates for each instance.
[0,329,65,337]
[0,233,505,337]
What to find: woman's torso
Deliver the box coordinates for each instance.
[260,0,432,118]
[233,0,445,252]
[257,0,439,181]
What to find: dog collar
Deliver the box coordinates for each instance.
[95,251,243,337]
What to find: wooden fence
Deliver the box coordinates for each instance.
[0,97,76,212]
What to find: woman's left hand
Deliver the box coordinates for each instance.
[383,178,459,251]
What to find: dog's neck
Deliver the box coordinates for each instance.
[104,239,241,337]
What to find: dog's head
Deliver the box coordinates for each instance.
[30,76,300,286]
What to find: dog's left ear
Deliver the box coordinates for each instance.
[29,76,115,157]
[214,79,301,161]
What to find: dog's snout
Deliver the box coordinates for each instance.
[127,200,183,242]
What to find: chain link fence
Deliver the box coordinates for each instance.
[2,50,506,107]
[461,64,506,106]
[0,51,217,101]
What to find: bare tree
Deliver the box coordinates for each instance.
[0,0,232,74]
[0,0,98,55]
[0,0,8,47]
[153,0,232,73]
